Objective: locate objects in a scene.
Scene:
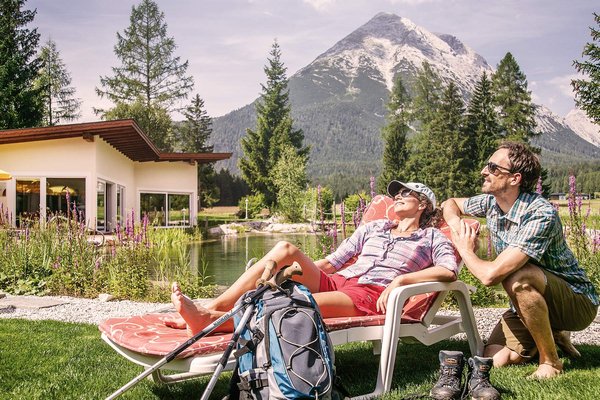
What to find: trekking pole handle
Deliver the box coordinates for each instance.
[255,259,277,288]
[275,261,303,285]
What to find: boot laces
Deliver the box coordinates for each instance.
[460,368,495,399]
[438,365,461,387]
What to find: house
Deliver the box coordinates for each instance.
[0,120,231,231]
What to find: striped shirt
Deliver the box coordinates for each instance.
[464,192,599,306]
[325,219,458,287]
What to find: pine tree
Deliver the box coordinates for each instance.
[410,61,443,127]
[96,0,193,111]
[35,39,81,125]
[239,40,308,207]
[419,82,472,200]
[403,61,444,182]
[103,99,173,151]
[572,12,600,124]
[0,0,43,129]
[491,52,537,143]
[378,75,411,193]
[465,72,501,192]
[95,0,192,150]
[178,94,218,209]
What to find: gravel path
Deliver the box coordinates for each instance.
[1,294,599,345]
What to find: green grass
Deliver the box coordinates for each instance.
[1,319,600,399]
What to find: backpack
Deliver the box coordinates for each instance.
[227,280,340,400]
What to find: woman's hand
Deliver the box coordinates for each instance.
[376,276,403,314]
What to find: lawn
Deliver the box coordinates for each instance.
[1,319,600,399]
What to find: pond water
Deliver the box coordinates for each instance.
[191,233,491,286]
[190,233,322,286]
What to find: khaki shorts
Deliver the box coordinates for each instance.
[487,269,598,358]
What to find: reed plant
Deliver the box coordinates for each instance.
[0,203,215,301]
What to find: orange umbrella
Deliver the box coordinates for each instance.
[0,169,11,181]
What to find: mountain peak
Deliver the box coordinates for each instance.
[300,12,491,95]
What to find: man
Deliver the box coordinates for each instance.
[442,141,599,379]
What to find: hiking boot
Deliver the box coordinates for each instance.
[466,356,500,400]
[430,350,464,400]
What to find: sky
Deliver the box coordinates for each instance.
[27,0,598,122]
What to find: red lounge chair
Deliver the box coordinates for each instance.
[100,195,483,399]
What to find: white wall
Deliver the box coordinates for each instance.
[0,138,94,223]
[134,161,198,225]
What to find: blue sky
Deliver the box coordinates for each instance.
[27,0,597,121]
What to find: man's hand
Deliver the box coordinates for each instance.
[450,219,479,255]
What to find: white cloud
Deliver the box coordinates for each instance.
[302,0,336,11]
[548,74,580,100]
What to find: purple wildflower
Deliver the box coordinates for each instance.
[340,201,346,239]
[487,234,492,259]
[535,176,543,195]
[370,176,376,198]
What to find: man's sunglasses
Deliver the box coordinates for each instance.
[486,161,513,175]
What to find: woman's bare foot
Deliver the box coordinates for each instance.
[171,282,214,336]
[528,361,563,380]
[161,315,187,329]
[555,331,581,358]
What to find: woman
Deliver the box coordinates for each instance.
[169,180,458,336]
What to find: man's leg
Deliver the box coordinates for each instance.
[501,263,562,379]
[171,241,325,335]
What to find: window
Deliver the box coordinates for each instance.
[116,185,125,225]
[97,181,105,231]
[16,178,40,226]
[140,192,191,227]
[168,194,190,226]
[46,178,86,220]
[141,193,166,226]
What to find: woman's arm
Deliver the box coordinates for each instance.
[376,266,456,313]
[315,258,336,274]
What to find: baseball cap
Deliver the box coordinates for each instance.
[386,180,437,209]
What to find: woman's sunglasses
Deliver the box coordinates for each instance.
[486,161,513,175]
[393,188,416,198]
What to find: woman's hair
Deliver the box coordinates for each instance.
[416,193,444,228]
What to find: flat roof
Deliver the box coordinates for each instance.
[0,119,231,164]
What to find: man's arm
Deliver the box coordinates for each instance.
[452,219,530,286]
[441,198,469,232]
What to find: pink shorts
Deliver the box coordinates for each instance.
[319,272,386,316]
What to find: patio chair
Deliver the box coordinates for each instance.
[99,194,483,399]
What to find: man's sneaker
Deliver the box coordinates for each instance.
[466,356,501,400]
[430,350,465,400]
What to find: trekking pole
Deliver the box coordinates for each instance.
[199,261,304,400]
[105,260,294,400]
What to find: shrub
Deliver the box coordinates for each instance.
[237,193,265,219]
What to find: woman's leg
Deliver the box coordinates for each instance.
[312,291,363,318]
[171,241,325,335]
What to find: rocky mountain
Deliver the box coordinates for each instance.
[211,12,600,193]
[564,108,600,147]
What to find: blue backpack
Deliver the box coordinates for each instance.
[228,280,338,399]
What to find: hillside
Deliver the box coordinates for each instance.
[211,12,600,194]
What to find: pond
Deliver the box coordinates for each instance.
[191,233,491,286]
[190,233,322,286]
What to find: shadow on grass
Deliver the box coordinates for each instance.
[1,319,599,400]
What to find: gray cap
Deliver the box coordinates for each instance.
[386,180,437,209]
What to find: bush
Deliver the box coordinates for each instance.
[304,186,334,221]
[237,194,265,219]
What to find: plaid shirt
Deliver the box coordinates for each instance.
[325,219,458,287]
[464,192,599,306]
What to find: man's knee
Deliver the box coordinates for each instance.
[502,263,546,297]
